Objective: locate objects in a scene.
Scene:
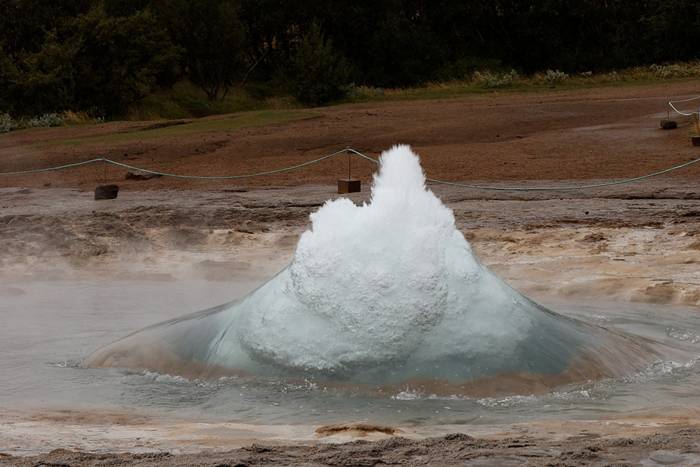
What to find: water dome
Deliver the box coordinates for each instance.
[85,145,656,396]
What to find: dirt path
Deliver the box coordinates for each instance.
[1,81,700,190]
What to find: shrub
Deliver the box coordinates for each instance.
[0,112,68,132]
[61,110,98,125]
[433,57,503,81]
[472,69,519,88]
[543,69,569,84]
[0,113,15,133]
[346,84,385,101]
[25,113,64,128]
[602,70,621,81]
[649,63,700,79]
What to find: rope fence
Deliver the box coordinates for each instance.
[0,158,106,176]
[668,95,700,117]
[1,146,700,192]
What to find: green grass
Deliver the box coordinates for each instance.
[126,81,297,120]
[124,61,700,120]
[342,66,700,104]
[50,110,319,147]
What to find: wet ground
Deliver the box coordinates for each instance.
[4,424,700,466]
[3,82,700,464]
[2,182,700,464]
[3,181,700,307]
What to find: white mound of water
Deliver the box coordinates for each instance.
[229,145,529,372]
[86,145,654,391]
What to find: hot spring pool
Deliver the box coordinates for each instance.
[83,147,663,394]
[4,146,700,454]
[3,277,700,430]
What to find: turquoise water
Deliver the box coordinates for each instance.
[2,277,700,427]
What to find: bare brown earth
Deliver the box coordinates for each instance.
[1,81,700,190]
[3,82,700,464]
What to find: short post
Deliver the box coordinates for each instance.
[95,184,119,200]
[660,106,677,130]
[95,159,119,200]
[337,149,361,193]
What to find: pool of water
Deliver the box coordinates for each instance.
[2,276,700,428]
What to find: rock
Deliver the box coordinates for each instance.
[125,170,162,181]
[660,119,677,130]
[94,184,119,200]
[582,232,607,242]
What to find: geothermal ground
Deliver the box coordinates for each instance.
[3,82,700,465]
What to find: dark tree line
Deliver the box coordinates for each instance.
[1,0,699,116]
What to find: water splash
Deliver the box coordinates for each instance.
[85,145,656,396]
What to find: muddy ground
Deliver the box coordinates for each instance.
[3,181,700,307]
[4,425,700,466]
[2,182,700,465]
[3,82,700,465]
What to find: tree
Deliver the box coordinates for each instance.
[286,23,352,106]
[158,0,247,101]
[0,47,19,113]
[10,34,77,115]
[0,0,90,114]
[2,0,700,116]
[0,1,179,116]
[69,6,180,115]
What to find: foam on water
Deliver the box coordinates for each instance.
[85,145,657,395]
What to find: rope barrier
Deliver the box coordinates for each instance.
[668,95,700,117]
[670,96,700,104]
[425,158,700,191]
[103,149,350,180]
[348,149,700,192]
[1,147,699,192]
[0,158,105,176]
[0,150,350,179]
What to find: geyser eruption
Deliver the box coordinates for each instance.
[86,145,656,395]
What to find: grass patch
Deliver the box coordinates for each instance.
[126,81,298,120]
[122,61,700,119]
[51,110,319,147]
[343,62,700,104]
